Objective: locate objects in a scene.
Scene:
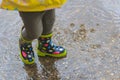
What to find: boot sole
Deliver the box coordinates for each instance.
[37,49,67,57]
[19,53,35,65]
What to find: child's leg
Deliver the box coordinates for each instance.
[19,12,45,41]
[42,9,55,35]
[37,9,67,57]
[19,12,45,64]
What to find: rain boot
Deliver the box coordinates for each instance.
[19,35,35,64]
[37,33,67,57]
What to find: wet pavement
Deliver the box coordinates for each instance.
[0,0,120,80]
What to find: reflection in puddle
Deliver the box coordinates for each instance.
[24,63,42,80]
[24,57,61,80]
[39,57,61,80]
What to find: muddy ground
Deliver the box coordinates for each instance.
[0,0,120,80]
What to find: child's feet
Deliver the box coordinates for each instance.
[19,41,35,64]
[37,33,67,57]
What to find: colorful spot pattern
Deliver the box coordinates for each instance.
[20,43,34,62]
[38,36,65,55]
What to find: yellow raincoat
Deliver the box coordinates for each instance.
[0,0,67,12]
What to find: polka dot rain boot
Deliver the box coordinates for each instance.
[19,35,35,64]
[37,33,67,57]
